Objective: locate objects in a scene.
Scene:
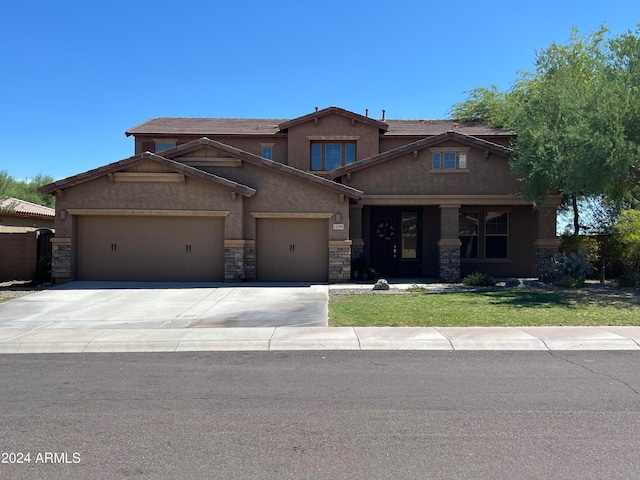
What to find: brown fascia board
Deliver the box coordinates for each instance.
[277,106,389,132]
[329,131,513,179]
[162,137,363,199]
[37,152,256,197]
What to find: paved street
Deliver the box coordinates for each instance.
[1,351,639,479]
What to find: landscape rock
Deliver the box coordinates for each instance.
[372,279,390,291]
[505,278,522,288]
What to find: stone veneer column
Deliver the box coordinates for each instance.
[224,240,255,282]
[534,239,561,279]
[50,237,72,284]
[439,205,461,282]
[329,240,352,282]
[438,239,462,282]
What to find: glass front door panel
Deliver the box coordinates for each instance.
[401,213,417,259]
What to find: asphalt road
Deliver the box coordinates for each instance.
[1,351,639,479]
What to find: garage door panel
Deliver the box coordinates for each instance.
[77,216,224,281]
[257,218,328,282]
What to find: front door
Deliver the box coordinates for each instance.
[371,208,421,277]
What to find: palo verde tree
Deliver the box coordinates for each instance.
[450,25,640,235]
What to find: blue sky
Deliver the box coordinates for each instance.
[1,0,638,181]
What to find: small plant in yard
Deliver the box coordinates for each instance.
[462,271,496,286]
[547,250,592,288]
[407,283,428,293]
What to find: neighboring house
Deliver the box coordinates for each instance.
[0,197,55,281]
[39,106,560,284]
[0,197,55,232]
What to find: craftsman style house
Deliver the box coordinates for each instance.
[39,106,560,283]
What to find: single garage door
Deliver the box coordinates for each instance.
[77,215,224,281]
[256,218,328,282]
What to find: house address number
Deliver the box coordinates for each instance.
[333,224,345,230]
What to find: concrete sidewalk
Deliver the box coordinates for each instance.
[1,279,639,354]
[0,325,639,354]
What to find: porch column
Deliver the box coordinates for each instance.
[439,205,461,282]
[329,240,352,282]
[535,205,560,279]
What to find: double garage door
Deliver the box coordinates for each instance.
[77,215,224,281]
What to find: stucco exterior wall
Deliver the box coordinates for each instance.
[135,135,289,164]
[285,115,380,171]
[346,144,522,196]
[200,161,350,241]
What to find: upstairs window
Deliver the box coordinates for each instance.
[311,142,356,171]
[155,141,176,152]
[260,143,274,160]
[431,150,469,170]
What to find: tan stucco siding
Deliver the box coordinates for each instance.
[135,136,288,164]
[346,145,522,196]
[285,114,380,171]
[201,162,350,241]
[53,175,241,238]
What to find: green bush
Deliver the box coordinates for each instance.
[462,271,496,286]
[615,209,640,272]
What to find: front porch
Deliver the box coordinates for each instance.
[349,201,560,282]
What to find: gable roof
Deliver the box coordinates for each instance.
[38,152,257,197]
[159,137,363,199]
[0,197,55,219]
[329,131,513,179]
[125,107,515,138]
[277,106,389,132]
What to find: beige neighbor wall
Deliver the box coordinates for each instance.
[346,142,522,196]
[285,114,381,172]
[0,215,54,233]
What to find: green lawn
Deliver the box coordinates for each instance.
[329,287,640,327]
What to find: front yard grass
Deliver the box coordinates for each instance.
[329,287,640,327]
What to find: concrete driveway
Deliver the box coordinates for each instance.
[0,281,328,329]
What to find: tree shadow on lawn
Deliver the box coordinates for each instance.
[472,286,640,310]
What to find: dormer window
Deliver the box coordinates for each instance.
[311,142,356,171]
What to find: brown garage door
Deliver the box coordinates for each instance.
[77,215,224,281]
[256,218,328,282]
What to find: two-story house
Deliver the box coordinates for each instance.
[39,106,560,283]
